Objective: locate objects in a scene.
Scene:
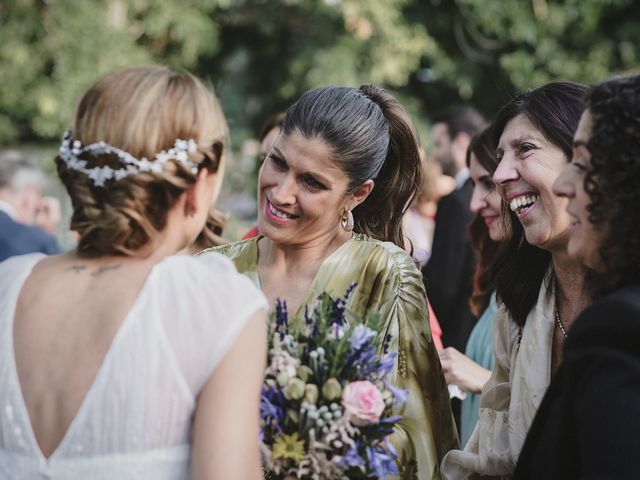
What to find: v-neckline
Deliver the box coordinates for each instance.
[254,234,356,318]
[6,254,162,462]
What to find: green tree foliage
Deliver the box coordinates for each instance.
[1,0,639,145]
[0,0,220,143]
[410,0,640,116]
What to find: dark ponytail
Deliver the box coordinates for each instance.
[282,84,421,248]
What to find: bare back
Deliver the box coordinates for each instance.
[12,252,155,458]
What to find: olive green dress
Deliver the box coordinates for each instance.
[201,233,458,479]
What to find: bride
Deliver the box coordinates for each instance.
[0,65,266,479]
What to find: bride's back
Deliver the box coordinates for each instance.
[0,65,266,480]
[13,253,155,457]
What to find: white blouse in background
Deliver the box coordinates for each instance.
[0,252,267,480]
[441,271,555,479]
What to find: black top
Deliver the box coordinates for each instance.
[422,178,476,352]
[514,283,640,480]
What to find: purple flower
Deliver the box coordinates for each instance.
[383,379,408,407]
[260,386,285,432]
[331,282,357,325]
[275,299,288,339]
[330,322,345,340]
[366,446,398,479]
[384,438,398,459]
[340,446,366,468]
[377,352,397,377]
[349,324,376,351]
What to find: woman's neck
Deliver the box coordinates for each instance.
[415,201,436,218]
[260,229,352,273]
[552,250,591,328]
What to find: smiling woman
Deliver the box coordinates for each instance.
[202,85,459,478]
[514,73,640,480]
[441,81,590,479]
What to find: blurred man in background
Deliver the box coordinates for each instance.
[0,151,60,261]
[423,106,486,352]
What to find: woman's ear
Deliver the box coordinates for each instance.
[184,168,211,217]
[347,179,374,210]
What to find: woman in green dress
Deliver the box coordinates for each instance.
[201,85,458,478]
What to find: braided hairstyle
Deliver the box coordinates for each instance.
[55,65,228,257]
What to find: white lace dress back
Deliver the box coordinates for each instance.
[0,252,267,480]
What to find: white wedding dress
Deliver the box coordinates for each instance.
[0,252,266,479]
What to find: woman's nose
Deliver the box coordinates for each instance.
[492,154,519,186]
[271,174,297,205]
[469,187,487,214]
[552,164,574,199]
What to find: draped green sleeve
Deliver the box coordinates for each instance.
[201,234,459,479]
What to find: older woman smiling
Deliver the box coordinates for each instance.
[515,74,640,479]
[442,81,590,478]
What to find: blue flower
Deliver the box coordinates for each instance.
[377,352,397,377]
[376,416,401,436]
[340,446,366,468]
[275,299,288,339]
[331,282,357,325]
[383,380,408,407]
[366,446,398,479]
[260,386,285,432]
[349,324,376,351]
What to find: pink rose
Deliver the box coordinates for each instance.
[341,381,385,426]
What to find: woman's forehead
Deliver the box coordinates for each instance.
[499,115,547,147]
[273,130,348,184]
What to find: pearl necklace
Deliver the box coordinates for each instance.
[554,306,568,339]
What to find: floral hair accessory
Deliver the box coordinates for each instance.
[59,129,199,187]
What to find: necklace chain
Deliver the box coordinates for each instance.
[554,306,568,339]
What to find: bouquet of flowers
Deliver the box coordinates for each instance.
[261,284,408,480]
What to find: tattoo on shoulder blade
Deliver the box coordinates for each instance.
[66,265,88,274]
[91,264,122,277]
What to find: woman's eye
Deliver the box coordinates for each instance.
[269,154,287,170]
[572,161,587,172]
[481,178,495,191]
[495,149,504,161]
[303,175,326,190]
[520,143,536,154]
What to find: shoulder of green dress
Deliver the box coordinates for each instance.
[350,233,422,288]
[197,236,260,265]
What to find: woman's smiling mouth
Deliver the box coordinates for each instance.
[509,193,540,216]
[265,198,298,222]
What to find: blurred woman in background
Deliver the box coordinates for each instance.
[438,126,508,447]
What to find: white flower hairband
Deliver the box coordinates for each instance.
[59,130,199,187]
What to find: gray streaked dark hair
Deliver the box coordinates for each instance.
[282,85,422,248]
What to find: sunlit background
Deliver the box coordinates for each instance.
[2,0,639,245]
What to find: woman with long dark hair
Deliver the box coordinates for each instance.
[515,74,640,479]
[438,127,509,447]
[202,85,458,477]
[442,81,589,478]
